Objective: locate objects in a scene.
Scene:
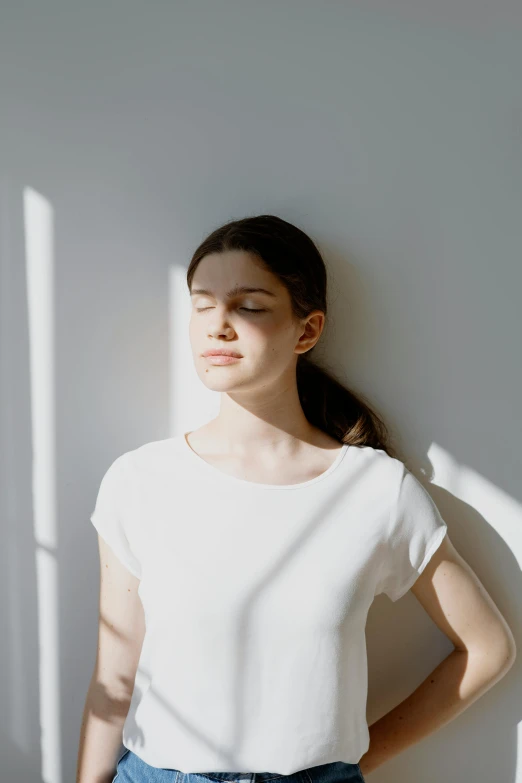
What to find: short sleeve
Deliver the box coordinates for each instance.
[89,454,142,579]
[376,465,448,602]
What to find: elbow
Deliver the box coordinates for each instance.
[87,679,133,721]
[497,624,517,669]
[503,636,517,670]
[495,644,517,682]
[472,630,517,676]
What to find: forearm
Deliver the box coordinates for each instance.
[76,679,131,783]
[359,647,515,776]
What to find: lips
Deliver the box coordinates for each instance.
[202,349,243,358]
[204,354,242,365]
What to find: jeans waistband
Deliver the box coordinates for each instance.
[196,773,286,781]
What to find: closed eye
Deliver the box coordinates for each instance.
[195,307,266,313]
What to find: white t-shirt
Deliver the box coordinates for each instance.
[89,433,448,775]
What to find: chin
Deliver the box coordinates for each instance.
[197,369,254,393]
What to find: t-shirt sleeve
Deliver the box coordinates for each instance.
[89,453,142,579]
[376,465,448,602]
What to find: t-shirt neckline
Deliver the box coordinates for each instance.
[180,431,351,491]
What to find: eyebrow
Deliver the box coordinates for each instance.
[190,285,277,299]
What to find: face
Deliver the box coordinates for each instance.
[188,249,324,393]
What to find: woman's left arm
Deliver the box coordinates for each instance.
[359,533,517,777]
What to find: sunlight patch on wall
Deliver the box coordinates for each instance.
[24,186,61,783]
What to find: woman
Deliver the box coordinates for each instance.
[77,215,516,783]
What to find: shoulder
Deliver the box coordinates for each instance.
[349,443,405,480]
[339,446,407,517]
[119,435,183,477]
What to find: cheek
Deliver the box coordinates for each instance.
[188,313,205,340]
[188,318,197,343]
[257,325,298,363]
[261,310,293,336]
[252,322,289,351]
[266,316,299,347]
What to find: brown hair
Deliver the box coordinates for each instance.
[186,214,397,458]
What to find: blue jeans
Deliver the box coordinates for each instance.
[112,749,366,783]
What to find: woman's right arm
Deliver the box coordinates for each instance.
[76,534,145,783]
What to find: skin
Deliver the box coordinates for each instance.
[77,249,517,781]
[77,537,145,783]
[187,248,345,478]
[359,536,516,776]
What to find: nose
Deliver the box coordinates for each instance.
[206,308,236,339]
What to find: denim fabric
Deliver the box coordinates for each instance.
[112,750,365,783]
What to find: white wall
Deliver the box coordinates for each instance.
[0,2,520,781]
